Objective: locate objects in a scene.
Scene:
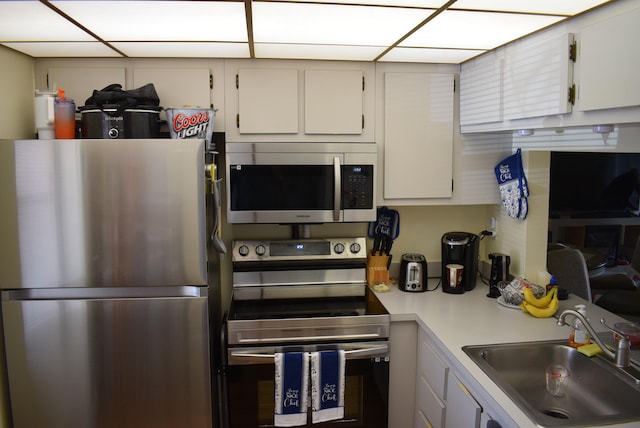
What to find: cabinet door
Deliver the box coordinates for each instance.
[47,67,125,107]
[237,68,298,134]
[578,7,640,111]
[133,68,211,110]
[503,33,574,120]
[445,373,481,428]
[460,53,502,126]
[305,70,363,134]
[383,72,453,199]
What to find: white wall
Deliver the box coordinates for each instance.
[0,46,34,139]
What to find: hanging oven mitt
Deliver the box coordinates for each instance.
[367,206,400,240]
[494,148,529,220]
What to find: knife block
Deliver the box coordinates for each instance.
[367,254,391,286]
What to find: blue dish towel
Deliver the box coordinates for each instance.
[275,352,309,427]
[311,350,345,424]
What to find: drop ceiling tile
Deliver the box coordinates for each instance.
[452,0,612,16]
[112,42,250,58]
[252,2,435,46]
[379,47,485,63]
[0,1,95,42]
[51,0,248,42]
[1,42,121,57]
[254,43,386,61]
[270,0,448,6]
[400,10,564,50]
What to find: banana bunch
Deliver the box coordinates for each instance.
[520,287,559,318]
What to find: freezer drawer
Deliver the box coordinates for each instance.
[2,288,212,428]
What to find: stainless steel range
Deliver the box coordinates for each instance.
[223,237,389,428]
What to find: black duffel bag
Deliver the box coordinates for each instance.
[84,83,160,114]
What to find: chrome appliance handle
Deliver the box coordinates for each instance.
[229,345,388,362]
[333,156,341,222]
[238,333,381,344]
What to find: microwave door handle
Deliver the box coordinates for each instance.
[333,156,341,222]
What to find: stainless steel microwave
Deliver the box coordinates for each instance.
[225,142,377,224]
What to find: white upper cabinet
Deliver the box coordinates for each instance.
[383,72,454,200]
[237,68,299,134]
[460,54,502,126]
[304,69,363,135]
[502,33,574,121]
[132,68,211,110]
[47,67,125,107]
[578,6,640,111]
[224,60,374,143]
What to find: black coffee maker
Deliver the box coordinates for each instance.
[487,253,511,298]
[441,232,480,294]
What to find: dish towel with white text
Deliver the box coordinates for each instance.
[311,350,345,424]
[275,352,309,427]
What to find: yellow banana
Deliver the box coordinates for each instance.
[520,290,559,318]
[524,286,557,308]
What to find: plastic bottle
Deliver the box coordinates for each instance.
[569,304,591,348]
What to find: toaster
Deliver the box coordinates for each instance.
[399,253,428,292]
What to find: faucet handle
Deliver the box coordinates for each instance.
[600,318,629,342]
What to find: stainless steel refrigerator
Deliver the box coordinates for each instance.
[0,138,213,428]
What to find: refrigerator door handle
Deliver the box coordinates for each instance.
[2,286,208,301]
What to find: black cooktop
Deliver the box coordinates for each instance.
[227,288,388,321]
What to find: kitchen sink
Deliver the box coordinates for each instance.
[462,340,640,427]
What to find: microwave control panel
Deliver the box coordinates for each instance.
[342,165,374,209]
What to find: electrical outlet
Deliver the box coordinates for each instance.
[489,217,498,239]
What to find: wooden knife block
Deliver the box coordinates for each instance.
[367,254,390,286]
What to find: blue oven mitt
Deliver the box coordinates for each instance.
[494,148,529,220]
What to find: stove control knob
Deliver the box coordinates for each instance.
[255,244,267,256]
[333,243,345,254]
[350,243,361,254]
[238,245,250,257]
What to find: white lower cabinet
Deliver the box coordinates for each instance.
[414,327,482,428]
[445,372,482,428]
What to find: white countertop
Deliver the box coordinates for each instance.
[373,279,637,428]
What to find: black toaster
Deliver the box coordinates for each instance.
[399,253,428,292]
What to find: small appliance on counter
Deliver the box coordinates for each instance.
[441,232,480,294]
[399,253,428,292]
[488,252,511,298]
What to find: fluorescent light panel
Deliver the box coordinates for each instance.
[51,1,248,42]
[252,2,434,46]
[112,42,250,58]
[379,47,486,63]
[0,2,95,42]
[452,0,612,15]
[1,42,121,58]
[401,10,564,49]
[254,43,387,61]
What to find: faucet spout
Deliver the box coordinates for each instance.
[557,309,631,368]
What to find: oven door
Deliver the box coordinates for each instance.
[224,342,389,428]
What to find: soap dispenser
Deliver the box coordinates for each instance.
[569,304,591,348]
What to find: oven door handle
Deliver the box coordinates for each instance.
[229,344,388,363]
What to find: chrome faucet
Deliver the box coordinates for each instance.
[557,309,630,368]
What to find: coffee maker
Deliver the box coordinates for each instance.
[441,232,480,294]
[487,253,511,298]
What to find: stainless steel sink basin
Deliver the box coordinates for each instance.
[463,340,640,427]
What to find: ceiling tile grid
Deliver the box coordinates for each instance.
[0,0,614,64]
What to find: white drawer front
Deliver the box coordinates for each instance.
[415,376,446,428]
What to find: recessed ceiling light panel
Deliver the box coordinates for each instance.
[401,10,564,50]
[52,1,248,42]
[379,47,485,63]
[0,2,95,42]
[452,0,612,16]
[112,42,250,58]
[254,43,387,61]
[253,2,435,46]
[1,42,121,58]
